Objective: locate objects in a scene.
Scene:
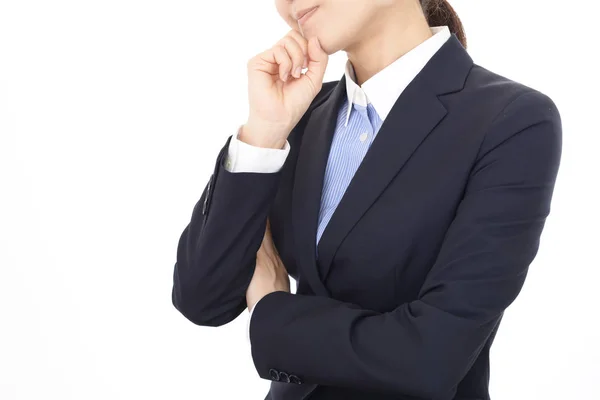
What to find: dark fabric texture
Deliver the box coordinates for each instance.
[172,33,562,400]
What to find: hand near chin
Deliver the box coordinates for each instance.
[246,218,290,312]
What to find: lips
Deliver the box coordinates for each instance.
[295,6,318,21]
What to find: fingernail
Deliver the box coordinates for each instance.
[282,72,288,81]
[293,67,301,78]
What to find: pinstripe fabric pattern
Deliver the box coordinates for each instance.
[316,98,383,250]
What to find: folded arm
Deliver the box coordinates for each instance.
[171,127,290,327]
[249,91,562,399]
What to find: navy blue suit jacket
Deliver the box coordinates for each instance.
[172,34,562,400]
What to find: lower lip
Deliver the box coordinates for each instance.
[298,7,318,26]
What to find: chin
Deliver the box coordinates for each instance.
[307,33,339,55]
[319,38,342,55]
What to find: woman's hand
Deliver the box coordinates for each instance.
[242,29,329,149]
[246,218,290,312]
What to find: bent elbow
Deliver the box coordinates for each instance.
[171,277,245,327]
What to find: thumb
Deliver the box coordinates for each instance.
[304,36,328,89]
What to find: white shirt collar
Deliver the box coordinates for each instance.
[343,25,451,127]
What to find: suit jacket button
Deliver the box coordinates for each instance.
[289,374,302,385]
[269,368,280,381]
[279,371,290,383]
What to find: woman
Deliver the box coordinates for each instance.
[172,0,562,399]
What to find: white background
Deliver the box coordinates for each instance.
[1,0,599,399]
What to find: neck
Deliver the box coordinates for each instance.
[345,2,432,86]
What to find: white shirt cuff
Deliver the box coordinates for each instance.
[224,125,291,173]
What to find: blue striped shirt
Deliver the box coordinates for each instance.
[316,100,383,249]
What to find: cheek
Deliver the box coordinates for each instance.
[274,0,284,15]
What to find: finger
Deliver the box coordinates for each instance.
[250,49,280,76]
[305,36,329,91]
[272,44,293,82]
[285,30,309,68]
[278,36,306,79]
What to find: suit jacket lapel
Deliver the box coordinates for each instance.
[292,78,347,297]
[293,34,473,295]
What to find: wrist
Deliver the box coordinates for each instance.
[241,120,289,150]
[248,287,288,312]
[248,289,270,312]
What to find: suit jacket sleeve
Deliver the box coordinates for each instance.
[248,90,563,399]
[171,133,287,327]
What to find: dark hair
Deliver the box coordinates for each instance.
[421,0,467,48]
